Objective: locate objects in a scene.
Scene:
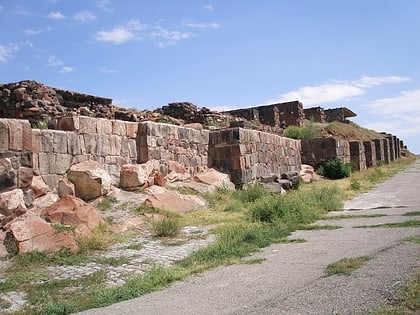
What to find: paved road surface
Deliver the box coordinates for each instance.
[77,160,420,315]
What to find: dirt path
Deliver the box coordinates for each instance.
[76,160,420,315]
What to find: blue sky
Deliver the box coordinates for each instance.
[1,0,420,153]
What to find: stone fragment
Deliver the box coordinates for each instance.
[0,189,26,215]
[4,213,78,254]
[0,119,9,150]
[193,168,235,191]
[120,160,158,189]
[57,178,75,198]
[144,189,207,213]
[0,158,16,190]
[22,188,34,208]
[58,116,80,131]
[280,171,300,189]
[41,195,104,230]
[32,192,59,214]
[17,167,33,188]
[67,160,113,201]
[30,176,49,198]
[154,171,166,187]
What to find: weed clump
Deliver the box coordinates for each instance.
[152,218,180,237]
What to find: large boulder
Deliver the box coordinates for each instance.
[120,160,158,189]
[3,213,79,254]
[41,195,104,230]
[145,189,207,213]
[67,160,113,201]
[280,171,300,189]
[193,168,235,191]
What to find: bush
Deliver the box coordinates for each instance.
[319,158,351,179]
[283,121,321,140]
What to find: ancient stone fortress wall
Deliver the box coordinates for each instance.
[209,128,301,185]
[349,141,367,171]
[0,117,302,190]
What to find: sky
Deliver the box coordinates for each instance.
[1,0,420,153]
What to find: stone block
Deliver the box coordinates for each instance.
[40,130,54,152]
[41,174,59,191]
[79,116,97,134]
[17,167,33,188]
[58,116,80,131]
[96,135,110,156]
[125,122,139,138]
[0,120,9,151]
[67,133,82,155]
[83,134,98,154]
[55,154,72,175]
[53,130,68,154]
[96,118,112,135]
[8,119,24,151]
[112,120,126,136]
[109,135,122,156]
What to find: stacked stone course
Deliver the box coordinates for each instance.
[209,128,301,185]
[363,141,377,168]
[138,121,210,176]
[301,137,350,167]
[349,141,367,171]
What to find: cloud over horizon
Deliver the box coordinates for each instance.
[268,75,411,107]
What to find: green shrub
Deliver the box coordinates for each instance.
[349,179,361,191]
[233,184,268,203]
[152,218,180,237]
[283,121,321,140]
[319,158,351,179]
[283,126,303,139]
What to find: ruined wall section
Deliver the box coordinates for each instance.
[209,128,301,186]
[138,121,210,176]
[349,141,367,171]
[301,137,350,167]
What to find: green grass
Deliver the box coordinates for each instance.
[152,218,181,237]
[240,258,266,265]
[325,256,371,276]
[403,211,420,216]
[94,256,130,267]
[369,272,419,314]
[125,243,144,250]
[321,214,387,220]
[355,220,420,229]
[1,158,416,314]
[405,235,420,244]
[297,224,342,230]
[96,196,118,211]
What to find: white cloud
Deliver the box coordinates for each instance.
[96,0,113,13]
[59,66,74,73]
[47,55,73,74]
[96,27,136,44]
[24,28,43,35]
[151,26,194,47]
[47,11,66,19]
[0,44,13,62]
[74,11,96,23]
[182,20,221,29]
[100,67,116,73]
[95,19,146,44]
[268,75,411,107]
[365,88,420,115]
[48,55,63,66]
[204,4,214,11]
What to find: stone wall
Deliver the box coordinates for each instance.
[209,128,301,186]
[0,81,114,127]
[301,137,350,167]
[349,141,367,171]
[226,101,305,128]
[0,119,34,193]
[303,107,326,123]
[31,116,139,189]
[373,139,385,165]
[138,121,210,176]
[363,141,377,168]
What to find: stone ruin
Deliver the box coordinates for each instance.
[0,80,410,255]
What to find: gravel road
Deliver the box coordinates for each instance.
[76,160,420,315]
